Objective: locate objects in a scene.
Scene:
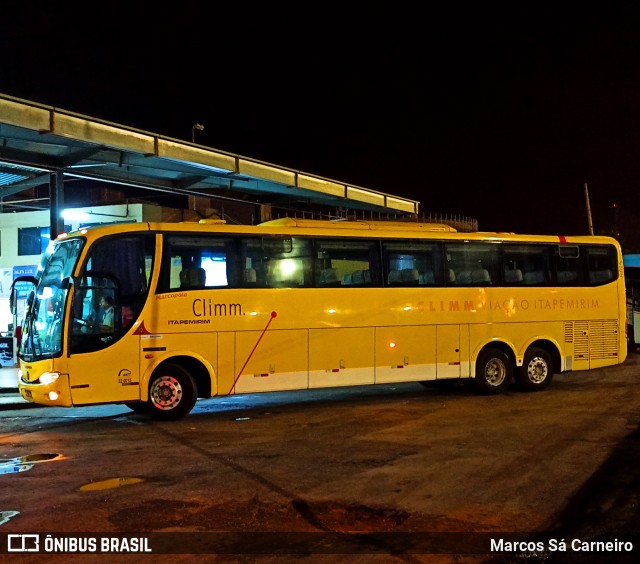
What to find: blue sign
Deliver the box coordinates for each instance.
[13,265,38,279]
[13,265,38,299]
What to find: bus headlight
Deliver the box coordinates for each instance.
[39,372,61,385]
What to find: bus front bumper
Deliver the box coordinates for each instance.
[19,372,73,407]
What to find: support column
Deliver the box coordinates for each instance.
[259,203,272,223]
[49,170,65,238]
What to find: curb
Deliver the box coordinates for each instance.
[0,388,34,410]
[0,399,34,410]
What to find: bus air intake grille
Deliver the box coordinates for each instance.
[564,322,573,343]
[589,320,619,360]
[573,321,589,359]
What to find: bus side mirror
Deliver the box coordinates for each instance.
[9,276,38,315]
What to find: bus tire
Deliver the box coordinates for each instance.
[125,402,150,414]
[147,363,197,421]
[474,348,512,394]
[516,347,554,391]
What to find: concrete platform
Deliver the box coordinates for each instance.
[0,366,31,409]
[0,365,19,389]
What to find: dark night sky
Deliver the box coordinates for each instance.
[3,2,640,239]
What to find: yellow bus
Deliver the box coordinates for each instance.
[12,218,627,420]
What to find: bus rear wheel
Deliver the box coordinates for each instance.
[147,363,197,421]
[474,348,512,394]
[516,347,554,391]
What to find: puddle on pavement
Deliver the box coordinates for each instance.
[0,453,64,475]
[0,511,20,526]
[80,477,145,491]
[0,463,34,475]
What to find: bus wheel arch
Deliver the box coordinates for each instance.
[168,355,214,398]
[516,341,557,392]
[146,362,197,420]
[474,343,515,394]
[141,354,215,401]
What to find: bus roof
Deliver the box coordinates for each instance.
[256,217,458,232]
[58,218,621,248]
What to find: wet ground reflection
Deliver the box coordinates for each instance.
[0,453,64,475]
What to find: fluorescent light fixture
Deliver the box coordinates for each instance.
[61,209,90,221]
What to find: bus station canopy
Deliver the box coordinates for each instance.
[0,93,419,218]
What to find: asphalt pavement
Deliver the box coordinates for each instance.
[1,359,639,563]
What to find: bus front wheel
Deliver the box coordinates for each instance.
[474,348,512,394]
[125,402,150,414]
[147,363,197,421]
[516,347,554,391]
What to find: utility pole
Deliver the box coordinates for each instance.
[584,182,594,235]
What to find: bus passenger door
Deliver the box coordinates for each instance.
[436,325,461,379]
[67,335,141,405]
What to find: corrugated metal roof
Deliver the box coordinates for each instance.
[0,162,44,188]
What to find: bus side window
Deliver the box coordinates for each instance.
[555,245,582,285]
[180,267,206,289]
[241,237,267,287]
[264,237,313,288]
[504,269,523,284]
[504,243,551,286]
[586,245,617,285]
[70,235,151,354]
[382,240,439,287]
[318,268,341,286]
[161,235,240,290]
[315,239,379,287]
[444,242,498,286]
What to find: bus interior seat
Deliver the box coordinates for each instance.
[589,269,613,284]
[419,271,435,285]
[457,269,491,285]
[557,271,577,283]
[504,269,523,283]
[387,270,402,285]
[351,270,365,285]
[319,268,340,286]
[351,270,371,285]
[401,268,419,284]
[243,268,257,285]
[121,305,135,328]
[180,267,206,289]
[523,271,546,284]
[456,271,471,284]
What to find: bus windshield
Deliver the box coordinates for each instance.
[20,238,85,361]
